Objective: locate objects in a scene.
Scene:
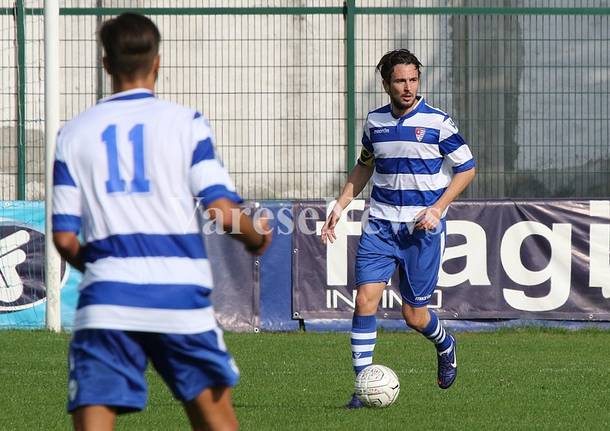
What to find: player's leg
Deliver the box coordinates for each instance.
[67,329,149,429]
[401,303,456,388]
[402,303,451,351]
[405,304,456,389]
[143,329,240,429]
[397,220,457,389]
[72,406,116,431]
[183,387,238,431]
[347,218,397,408]
[402,305,452,352]
[345,281,386,409]
[352,281,387,374]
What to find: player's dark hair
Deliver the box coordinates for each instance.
[376,49,422,82]
[99,13,161,80]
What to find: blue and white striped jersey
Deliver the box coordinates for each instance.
[52,88,241,333]
[360,97,475,222]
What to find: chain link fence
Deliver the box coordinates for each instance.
[1,0,609,201]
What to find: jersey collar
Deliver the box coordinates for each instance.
[392,96,424,121]
[98,88,155,104]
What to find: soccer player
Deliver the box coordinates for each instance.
[52,13,271,430]
[320,49,476,408]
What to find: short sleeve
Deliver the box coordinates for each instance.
[52,127,82,233]
[438,117,475,173]
[189,113,243,207]
[361,118,374,153]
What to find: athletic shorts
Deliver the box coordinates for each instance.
[355,217,446,307]
[67,328,240,413]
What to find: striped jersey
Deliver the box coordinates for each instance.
[359,97,475,222]
[52,88,242,334]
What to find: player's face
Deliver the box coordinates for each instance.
[383,63,420,116]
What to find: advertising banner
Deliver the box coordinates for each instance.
[292,200,610,320]
[0,201,80,328]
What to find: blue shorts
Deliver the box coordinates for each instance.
[355,217,446,307]
[67,328,240,413]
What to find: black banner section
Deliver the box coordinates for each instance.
[292,200,610,320]
[205,203,259,332]
[0,223,66,313]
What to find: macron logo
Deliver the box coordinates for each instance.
[372,128,390,135]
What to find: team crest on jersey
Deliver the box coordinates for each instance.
[415,127,426,142]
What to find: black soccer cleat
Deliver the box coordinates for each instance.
[344,393,364,409]
[437,334,457,389]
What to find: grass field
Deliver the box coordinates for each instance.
[1,328,609,430]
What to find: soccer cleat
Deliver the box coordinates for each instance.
[437,334,457,389]
[344,393,364,409]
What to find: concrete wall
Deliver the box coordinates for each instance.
[1,1,609,201]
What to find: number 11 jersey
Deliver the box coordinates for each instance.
[52,88,241,333]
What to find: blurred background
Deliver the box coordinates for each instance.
[1,0,608,202]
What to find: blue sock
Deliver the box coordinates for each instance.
[420,309,453,352]
[351,314,377,375]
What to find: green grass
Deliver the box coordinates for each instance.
[1,329,609,430]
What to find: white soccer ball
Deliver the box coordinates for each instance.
[354,364,400,408]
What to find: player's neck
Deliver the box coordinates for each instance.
[391,96,421,118]
[111,77,155,94]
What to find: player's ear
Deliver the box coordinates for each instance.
[152,55,160,81]
[382,79,390,95]
[102,56,111,74]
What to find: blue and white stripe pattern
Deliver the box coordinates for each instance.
[53,153,81,233]
[362,98,475,222]
[190,114,242,206]
[52,88,242,333]
[421,309,452,352]
[351,314,377,374]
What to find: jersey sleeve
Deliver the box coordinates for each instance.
[438,116,476,173]
[52,127,82,233]
[357,118,375,167]
[189,113,243,208]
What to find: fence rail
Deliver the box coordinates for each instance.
[1,2,609,200]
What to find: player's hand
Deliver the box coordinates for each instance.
[247,212,273,256]
[415,206,442,231]
[321,204,342,244]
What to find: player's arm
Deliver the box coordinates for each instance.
[53,233,85,272]
[415,117,476,230]
[321,147,374,244]
[415,168,475,230]
[52,127,86,271]
[433,168,476,214]
[206,198,272,256]
[335,161,375,213]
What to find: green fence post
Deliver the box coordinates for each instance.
[16,0,26,200]
[344,0,356,171]
[95,0,104,100]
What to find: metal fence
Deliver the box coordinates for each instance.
[1,1,609,201]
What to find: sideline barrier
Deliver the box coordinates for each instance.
[293,200,610,324]
[259,202,299,331]
[1,200,609,331]
[0,201,79,328]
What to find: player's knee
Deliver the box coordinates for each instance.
[212,417,239,431]
[192,415,238,431]
[355,292,377,314]
[402,309,427,330]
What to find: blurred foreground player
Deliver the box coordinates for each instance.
[52,13,271,430]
